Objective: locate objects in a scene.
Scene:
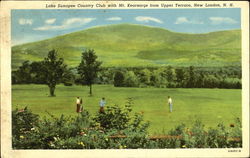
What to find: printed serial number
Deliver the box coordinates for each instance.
[228,149,241,152]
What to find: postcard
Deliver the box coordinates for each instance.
[0,1,249,158]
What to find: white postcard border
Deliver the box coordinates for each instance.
[1,1,249,158]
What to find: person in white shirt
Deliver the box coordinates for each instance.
[99,97,106,113]
[76,97,82,113]
[168,96,173,112]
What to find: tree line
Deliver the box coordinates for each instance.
[12,49,242,96]
[12,49,102,96]
[109,66,241,89]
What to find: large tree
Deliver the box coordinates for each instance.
[41,50,66,96]
[77,49,102,96]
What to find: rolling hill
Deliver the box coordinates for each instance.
[12,24,241,69]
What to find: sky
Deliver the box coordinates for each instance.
[12,8,241,46]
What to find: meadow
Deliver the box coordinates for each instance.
[12,84,241,134]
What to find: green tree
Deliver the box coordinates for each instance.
[187,66,195,88]
[13,60,32,84]
[30,61,46,84]
[124,71,139,87]
[62,68,75,86]
[175,68,185,87]
[138,68,151,85]
[114,71,125,87]
[165,66,174,83]
[196,72,205,88]
[41,50,66,96]
[203,74,218,88]
[151,69,167,87]
[98,68,114,84]
[77,49,102,96]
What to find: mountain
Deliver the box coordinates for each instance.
[12,24,241,69]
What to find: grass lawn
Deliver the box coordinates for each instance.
[12,84,241,134]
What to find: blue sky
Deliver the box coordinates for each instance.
[12,9,240,46]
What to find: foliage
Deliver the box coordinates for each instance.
[157,119,242,148]
[12,107,40,148]
[12,103,242,149]
[114,71,125,87]
[93,104,131,130]
[123,71,139,87]
[138,68,151,86]
[175,68,185,83]
[41,50,66,96]
[186,66,195,88]
[12,99,150,149]
[97,68,114,84]
[98,66,241,89]
[77,49,102,95]
[62,68,75,86]
[151,69,167,88]
[12,61,32,84]
[12,59,241,89]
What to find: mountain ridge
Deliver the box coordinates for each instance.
[12,24,241,69]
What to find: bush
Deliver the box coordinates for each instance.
[12,104,242,149]
[93,104,131,130]
[12,107,44,149]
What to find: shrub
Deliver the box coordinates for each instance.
[12,104,242,149]
[92,104,131,130]
[12,107,40,148]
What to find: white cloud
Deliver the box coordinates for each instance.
[106,17,122,21]
[135,16,163,24]
[19,18,33,25]
[45,18,56,24]
[175,17,203,24]
[34,17,96,31]
[209,17,237,25]
[175,17,189,24]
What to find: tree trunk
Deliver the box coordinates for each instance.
[49,85,56,97]
[89,84,92,96]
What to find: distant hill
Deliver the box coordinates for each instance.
[12,24,241,69]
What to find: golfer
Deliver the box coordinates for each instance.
[168,96,173,112]
[76,97,82,113]
[99,97,106,113]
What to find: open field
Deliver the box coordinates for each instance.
[12,84,241,134]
